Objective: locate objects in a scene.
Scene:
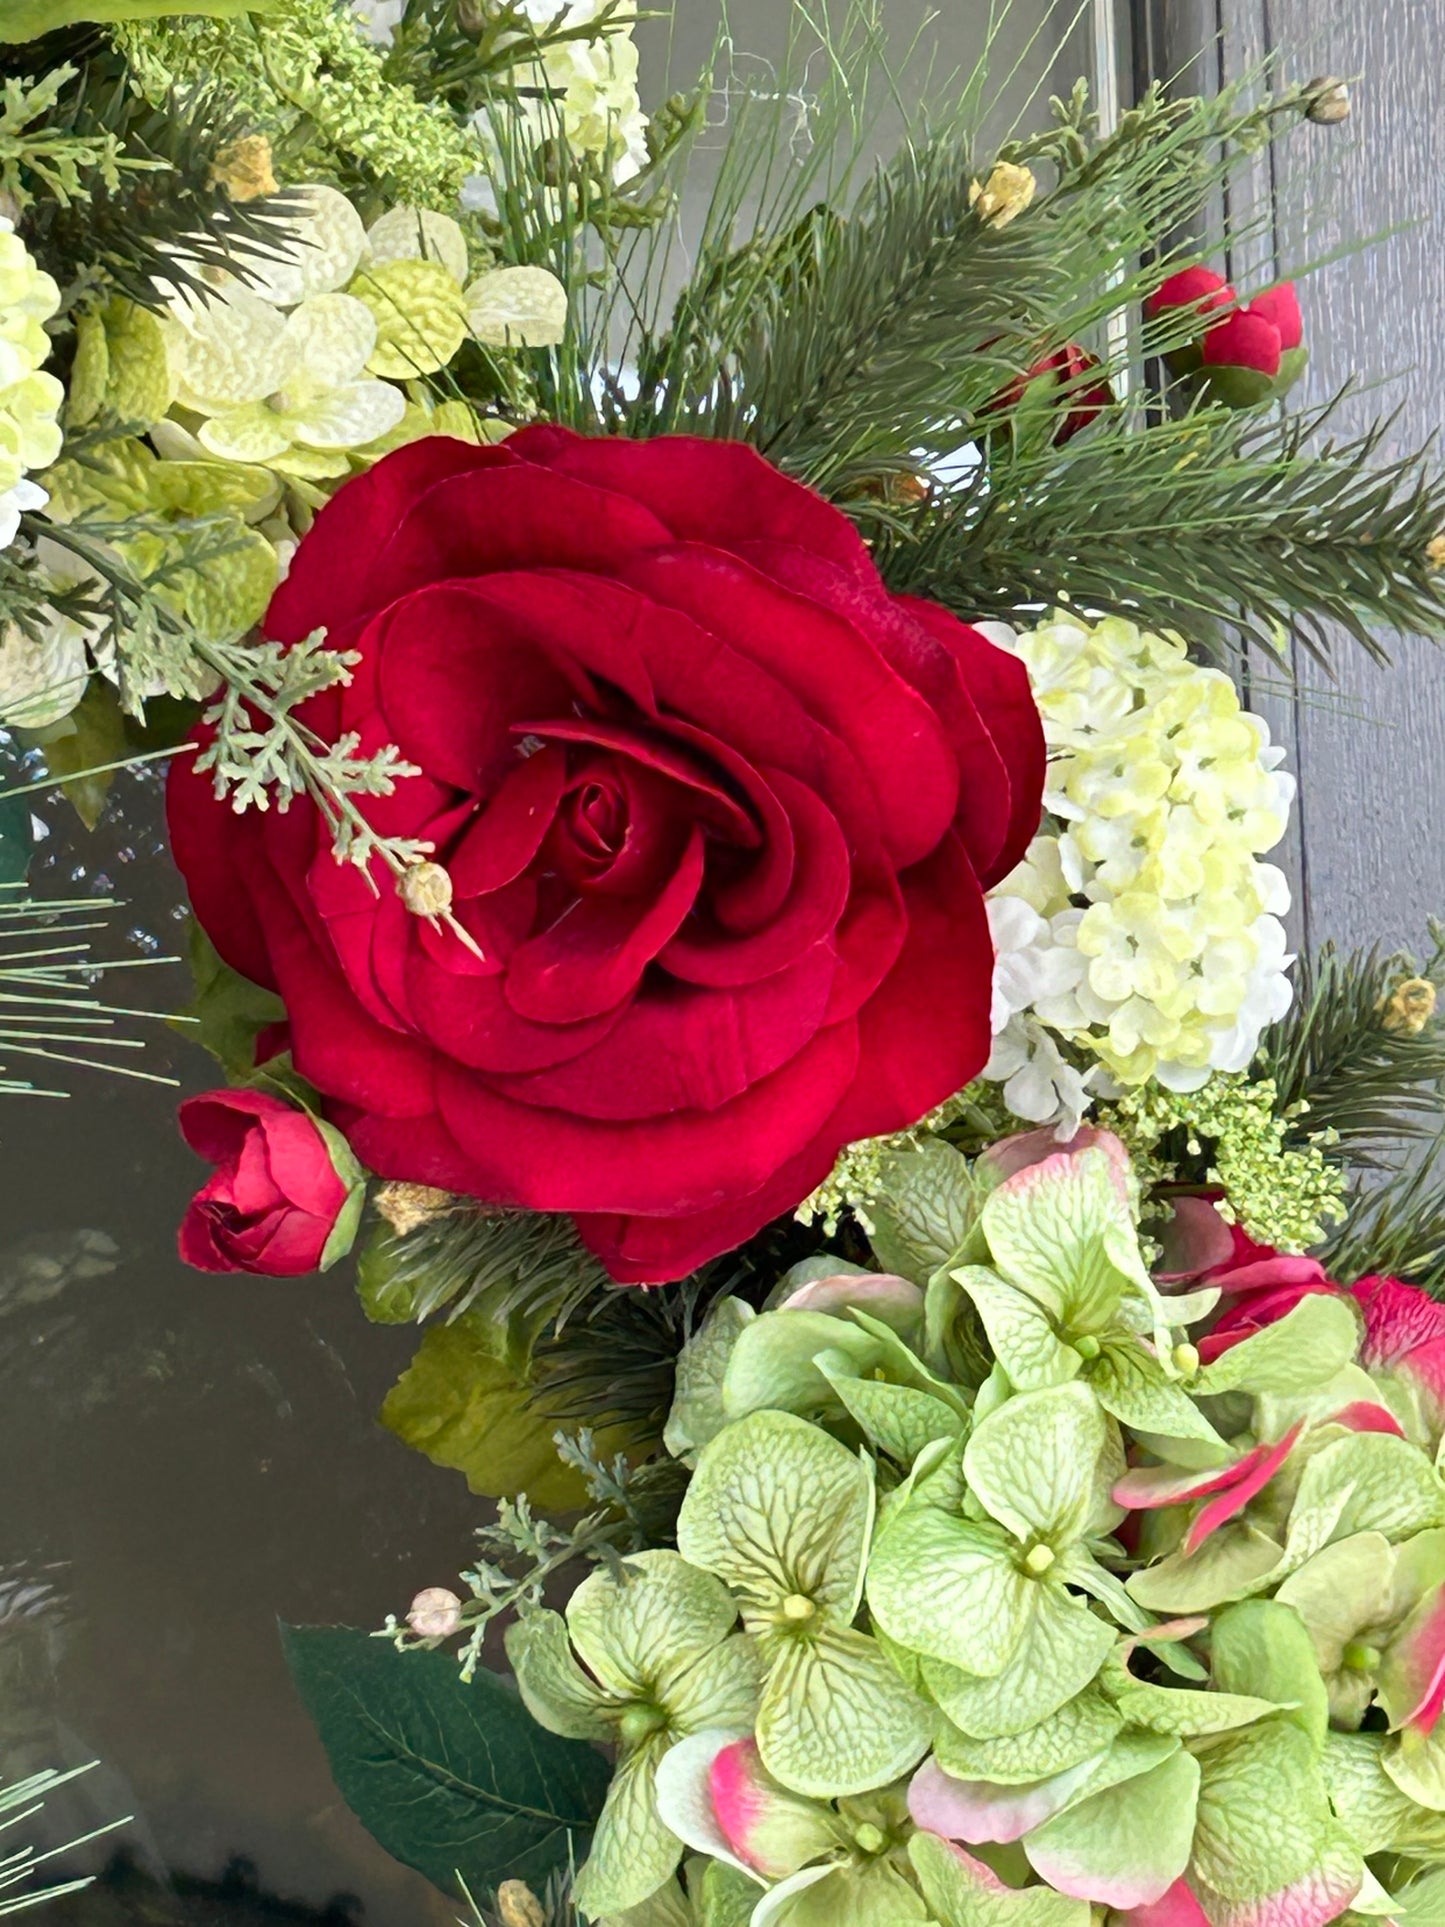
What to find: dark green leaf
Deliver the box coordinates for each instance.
[175,919,285,1080]
[22,678,126,831]
[0,0,277,40]
[280,1626,610,1897]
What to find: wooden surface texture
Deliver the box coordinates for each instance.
[1162,0,1445,959]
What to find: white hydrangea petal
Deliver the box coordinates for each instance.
[198,404,295,464]
[466,265,569,348]
[166,285,294,410]
[0,616,89,729]
[366,206,469,286]
[232,185,368,306]
[285,379,407,450]
[284,292,379,388]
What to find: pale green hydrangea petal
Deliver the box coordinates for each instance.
[1323,1731,1445,1855]
[1275,1533,1394,1726]
[933,1689,1122,1785]
[963,1381,1104,1544]
[1126,1521,1285,1614]
[1383,1722,1445,1811]
[1286,1432,1445,1566]
[1210,1599,1329,1750]
[665,1297,756,1462]
[867,1510,1031,1678]
[166,283,295,410]
[233,183,367,305]
[1192,1294,1360,1398]
[952,1269,1081,1391]
[909,1830,1090,1927]
[665,1633,765,1735]
[871,1137,980,1288]
[466,264,568,347]
[721,1309,883,1424]
[1023,1747,1199,1908]
[923,1586,1114,1739]
[819,1363,962,1464]
[677,1410,875,1620]
[1091,1338,1228,1468]
[1190,1722,1353,1905]
[572,1734,684,1919]
[285,379,407,450]
[351,258,468,377]
[566,1550,739,1702]
[504,1608,621,1740]
[980,1146,1147,1332]
[198,404,295,464]
[285,291,379,387]
[757,1624,930,1798]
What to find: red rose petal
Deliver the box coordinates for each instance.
[405,943,628,1071]
[449,746,569,898]
[1246,283,1303,352]
[660,771,850,987]
[900,597,1047,886]
[432,1017,858,1215]
[509,426,874,580]
[1201,309,1283,377]
[178,1088,294,1162]
[258,1109,349,1219]
[267,436,510,643]
[167,754,276,991]
[491,942,836,1120]
[623,545,960,868]
[504,827,706,1023]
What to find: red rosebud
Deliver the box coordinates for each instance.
[1200,308,1283,379]
[1145,266,1233,324]
[178,1089,356,1276]
[994,342,1114,444]
[1246,282,1303,352]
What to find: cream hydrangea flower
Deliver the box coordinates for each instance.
[984,612,1296,1097]
[0,220,63,554]
[0,613,88,729]
[462,0,649,212]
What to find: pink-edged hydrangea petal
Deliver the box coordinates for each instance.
[1182,1424,1302,1556]
[1117,1879,1213,1927]
[780,1272,924,1325]
[908,1755,1100,1846]
[1154,1197,1237,1283]
[1330,1401,1405,1437]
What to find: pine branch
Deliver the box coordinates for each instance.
[16,56,302,312]
[1258,935,1445,1165]
[880,395,1445,666]
[1322,1140,1445,1292]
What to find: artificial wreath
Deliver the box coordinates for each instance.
[8,5,1445,1927]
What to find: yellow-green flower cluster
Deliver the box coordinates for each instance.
[0,219,62,551]
[1105,1073,1347,1254]
[988,613,1296,1092]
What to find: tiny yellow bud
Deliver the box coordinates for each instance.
[209,134,279,203]
[374,1180,453,1236]
[1343,1641,1382,1674]
[399,860,454,918]
[969,161,1037,228]
[1382,977,1437,1035]
[781,1593,816,1622]
[1172,1342,1201,1377]
[853,1822,887,1855]
[1074,1334,1101,1361]
[497,1882,547,1927]
[1023,1543,1056,1576]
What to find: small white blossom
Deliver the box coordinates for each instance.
[985,1015,1098,1138]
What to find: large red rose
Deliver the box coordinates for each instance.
[168,430,1044,1281]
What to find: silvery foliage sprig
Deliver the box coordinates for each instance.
[194,628,429,876]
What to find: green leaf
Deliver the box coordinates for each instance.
[280,1626,610,1897]
[173,921,286,1080]
[963,1382,1104,1545]
[758,1623,931,1798]
[909,1830,1090,1927]
[868,1138,978,1284]
[28,678,125,831]
[1210,1600,1329,1752]
[1023,1748,1199,1909]
[0,0,276,34]
[1192,1294,1360,1398]
[677,1411,874,1620]
[380,1314,601,1510]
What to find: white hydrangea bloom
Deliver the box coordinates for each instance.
[0,221,63,557]
[463,0,649,208]
[986,1015,1098,1139]
[984,612,1297,1094]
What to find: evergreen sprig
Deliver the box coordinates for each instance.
[1258,932,1445,1163]
[881,396,1445,665]
[1322,1141,1445,1292]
